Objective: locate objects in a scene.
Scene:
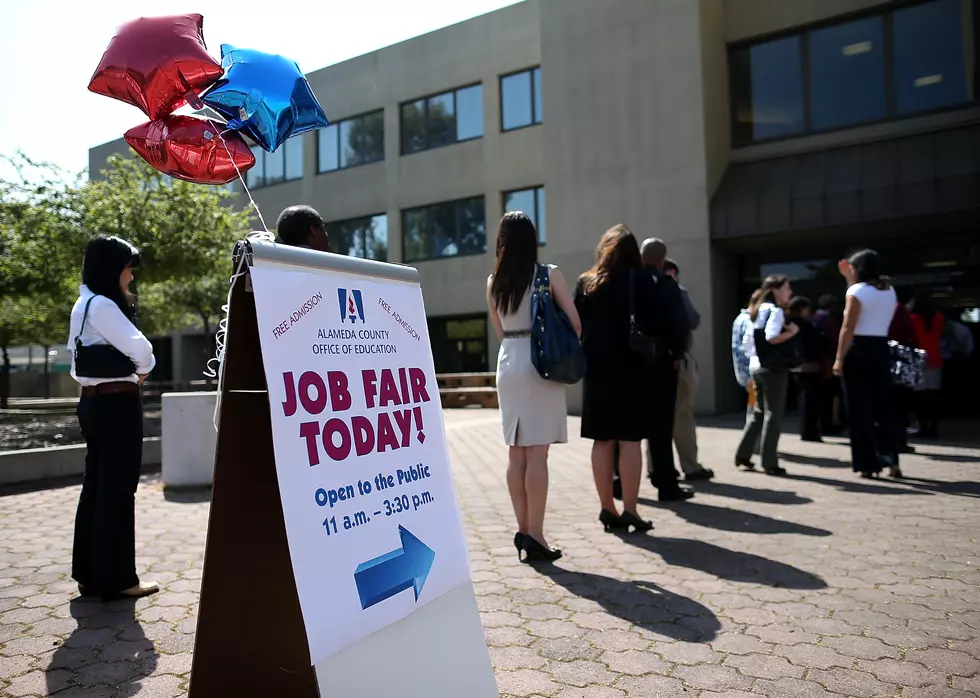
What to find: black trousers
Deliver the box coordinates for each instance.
[887,385,913,462]
[819,376,843,432]
[796,372,822,440]
[72,392,144,597]
[842,337,892,473]
[647,359,680,493]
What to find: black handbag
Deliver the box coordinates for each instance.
[73,296,138,379]
[628,269,660,362]
[753,306,802,371]
[888,341,926,388]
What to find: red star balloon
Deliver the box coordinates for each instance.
[125,115,256,185]
[89,14,223,120]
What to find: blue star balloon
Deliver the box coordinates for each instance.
[202,44,329,152]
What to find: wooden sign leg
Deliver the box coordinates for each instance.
[189,273,319,697]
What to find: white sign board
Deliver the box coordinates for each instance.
[249,259,472,666]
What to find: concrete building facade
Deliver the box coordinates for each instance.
[90,0,980,414]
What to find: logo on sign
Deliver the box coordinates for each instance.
[338,288,365,324]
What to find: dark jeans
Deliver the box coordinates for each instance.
[72,392,144,597]
[796,371,821,440]
[647,360,681,494]
[736,369,788,473]
[842,337,892,473]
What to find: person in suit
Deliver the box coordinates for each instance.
[276,205,330,252]
[787,296,825,442]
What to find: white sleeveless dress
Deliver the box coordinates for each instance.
[494,267,569,447]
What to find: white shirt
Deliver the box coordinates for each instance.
[742,302,785,374]
[845,283,897,337]
[67,285,156,386]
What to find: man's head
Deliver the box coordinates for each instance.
[640,237,667,270]
[789,295,812,319]
[663,258,679,281]
[276,205,329,252]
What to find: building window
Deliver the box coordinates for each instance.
[808,17,886,130]
[325,214,388,261]
[501,67,542,131]
[893,0,972,115]
[402,196,486,262]
[503,186,546,244]
[245,137,303,189]
[318,110,384,172]
[427,314,488,373]
[729,0,978,146]
[730,36,806,143]
[400,85,484,154]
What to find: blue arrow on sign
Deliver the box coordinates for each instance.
[354,525,436,610]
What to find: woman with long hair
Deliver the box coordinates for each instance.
[574,225,666,533]
[908,291,944,439]
[833,249,898,478]
[487,212,581,563]
[733,274,798,475]
[68,236,158,600]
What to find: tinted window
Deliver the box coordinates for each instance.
[326,214,387,261]
[535,187,546,244]
[401,197,486,262]
[456,85,484,140]
[319,124,339,172]
[731,36,805,143]
[893,0,971,115]
[264,146,284,184]
[401,100,426,154]
[501,71,533,130]
[285,136,304,180]
[504,186,546,244]
[533,68,543,123]
[247,145,264,188]
[400,85,484,154]
[809,17,886,130]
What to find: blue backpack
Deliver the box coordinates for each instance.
[530,264,587,384]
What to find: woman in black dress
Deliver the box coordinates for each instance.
[574,225,663,533]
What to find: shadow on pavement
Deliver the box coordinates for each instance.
[619,535,828,590]
[639,498,831,537]
[923,453,980,464]
[781,471,933,495]
[0,468,160,499]
[163,486,212,503]
[691,481,813,505]
[536,566,721,643]
[47,597,156,697]
[778,452,848,468]
[891,476,980,499]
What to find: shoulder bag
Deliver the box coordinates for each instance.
[753,306,802,371]
[628,269,661,363]
[530,264,586,384]
[73,296,138,379]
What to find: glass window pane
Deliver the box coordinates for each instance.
[503,188,535,220]
[325,221,352,257]
[731,36,805,143]
[246,146,264,188]
[426,92,456,148]
[893,0,970,115]
[501,71,533,130]
[318,124,339,172]
[285,136,304,180]
[455,85,483,141]
[339,120,359,168]
[457,197,486,255]
[361,111,385,163]
[347,220,368,258]
[536,187,546,244]
[365,214,388,261]
[809,17,886,130]
[265,146,284,183]
[403,209,429,261]
[401,100,426,154]
[430,202,457,257]
[533,67,543,124]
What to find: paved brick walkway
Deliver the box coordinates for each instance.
[1,410,979,697]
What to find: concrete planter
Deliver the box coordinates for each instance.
[0,438,161,487]
[161,391,218,488]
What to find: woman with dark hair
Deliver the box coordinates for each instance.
[734,274,798,475]
[487,212,580,562]
[908,291,944,439]
[575,225,671,534]
[68,236,158,599]
[833,249,898,478]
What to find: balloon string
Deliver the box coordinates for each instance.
[208,118,270,233]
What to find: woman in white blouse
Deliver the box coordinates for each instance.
[67,236,159,600]
[833,249,898,479]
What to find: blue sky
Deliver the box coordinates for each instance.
[0,0,520,180]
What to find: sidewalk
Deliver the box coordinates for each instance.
[1,410,978,697]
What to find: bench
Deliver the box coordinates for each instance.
[437,372,496,389]
[439,386,498,409]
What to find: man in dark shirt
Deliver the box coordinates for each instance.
[276,205,330,252]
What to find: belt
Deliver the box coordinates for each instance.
[503,330,531,338]
[81,381,139,397]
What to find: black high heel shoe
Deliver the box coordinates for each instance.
[599,509,628,532]
[514,532,525,561]
[734,457,755,471]
[522,536,562,562]
[620,511,654,533]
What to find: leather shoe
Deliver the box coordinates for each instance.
[659,488,694,502]
[119,581,160,598]
[685,468,714,482]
